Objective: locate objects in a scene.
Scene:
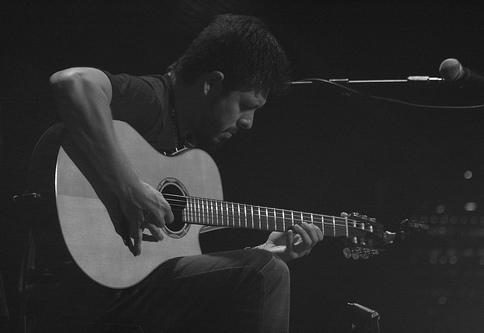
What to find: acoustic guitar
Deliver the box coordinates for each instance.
[44,121,400,289]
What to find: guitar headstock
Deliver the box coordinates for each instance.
[341,212,427,260]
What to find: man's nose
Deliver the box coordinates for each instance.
[237,111,254,130]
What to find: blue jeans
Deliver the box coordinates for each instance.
[101,248,290,333]
[34,249,290,333]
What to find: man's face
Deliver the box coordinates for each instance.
[196,89,267,149]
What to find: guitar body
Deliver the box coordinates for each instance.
[54,121,223,289]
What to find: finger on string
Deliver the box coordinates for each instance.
[145,222,163,241]
[115,216,134,254]
[294,224,311,247]
[129,211,144,256]
[125,238,136,255]
[132,227,142,256]
[302,222,319,243]
[146,208,165,228]
[286,229,294,252]
[316,226,324,241]
[164,206,175,224]
[293,234,303,246]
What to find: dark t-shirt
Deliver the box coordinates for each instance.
[103,71,182,153]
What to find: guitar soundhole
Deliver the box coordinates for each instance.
[158,178,190,238]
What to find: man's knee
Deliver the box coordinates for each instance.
[262,254,290,288]
[245,249,290,288]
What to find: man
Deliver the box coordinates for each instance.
[47,14,323,332]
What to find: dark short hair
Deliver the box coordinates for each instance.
[170,14,290,95]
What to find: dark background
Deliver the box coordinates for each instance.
[2,1,484,332]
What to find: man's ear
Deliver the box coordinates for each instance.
[203,71,225,96]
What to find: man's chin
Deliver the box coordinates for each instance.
[210,135,230,149]
[197,135,228,152]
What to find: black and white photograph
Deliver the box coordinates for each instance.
[1,1,483,332]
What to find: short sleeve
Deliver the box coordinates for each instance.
[103,71,167,137]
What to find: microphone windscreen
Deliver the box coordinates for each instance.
[439,58,464,81]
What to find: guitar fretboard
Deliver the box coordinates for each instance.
[180,196,370,238]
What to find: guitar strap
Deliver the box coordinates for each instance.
[165,72,193,156]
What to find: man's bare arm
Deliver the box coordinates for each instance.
[50,67,173,255]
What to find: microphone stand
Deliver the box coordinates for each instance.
[291,76,443,86]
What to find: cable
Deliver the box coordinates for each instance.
[298,78,484,110]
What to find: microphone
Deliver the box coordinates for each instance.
[439,58,484,86]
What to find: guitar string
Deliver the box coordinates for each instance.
[161,201,369,232]
[162,193,363,226]
[164,201,365,230]
[166,210,368,234]
[166,199,353,225]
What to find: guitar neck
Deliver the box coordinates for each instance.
[181,196,361,238]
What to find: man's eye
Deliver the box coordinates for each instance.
[242,105,257,111]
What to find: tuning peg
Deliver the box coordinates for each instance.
[340,212,349,217]
[361,214,368,220]
[352,212,360,217]
[342,248,352,259]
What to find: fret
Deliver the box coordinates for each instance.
[321,215,325,237]
[219,202,222,226]
[273,208,277,230]
[344,215,348,237]
[202,199,206,224]
[196,198,200,223]
[215,201,219,226]
[237,204,241,228]
[184,197,193,221]
[207,200,211,225]
[257,206,261,229]
[225,202,229,227]
[184,198,188,222]
[264,207,268,230]
[203,199,210,224]
[218,201,221,226]
[310,213,314,225]
[220,201,223,226]
[191,198,195,223]
[221,202,226,226]
[210,200,214,225]
[282,210,286,230]
[198,199,207,224]
[231,203,235,227]
[243,205,247,228]
[185,197,189,222]
[207,200,211,224]
[192,198,195,223]
[189,197,193,222]
[332,216,336,237]
[250,206,254,229]
[188,199,191,222]
[220,202,224,226]
[291,211,294,227]
[300,211,304,225]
